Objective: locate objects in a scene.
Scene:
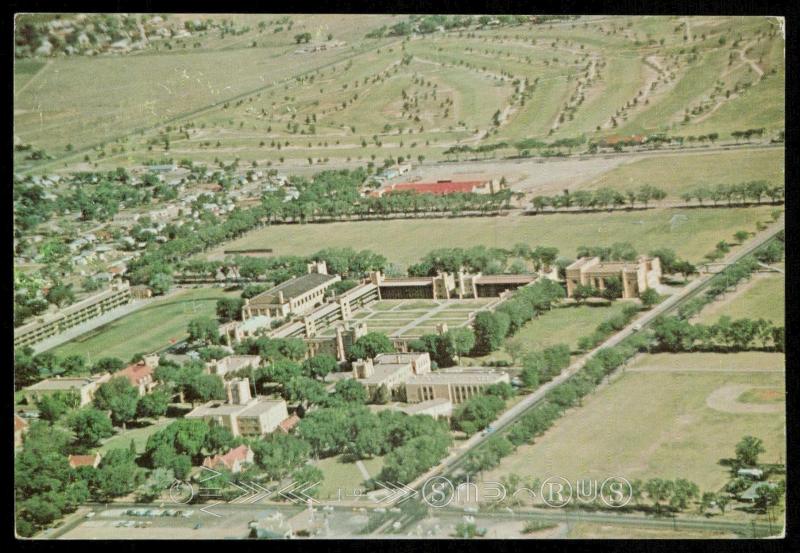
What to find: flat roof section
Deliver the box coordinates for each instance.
[250,273,338,305]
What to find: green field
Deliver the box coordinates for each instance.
[206,206,775,268]
[486,352,785,493]
[696,272,784,324]
[313,454,385,500]
[582,148,784,196]
[51,287,237,360]
[97,417,173,455]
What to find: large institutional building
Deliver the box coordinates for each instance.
[405,370,510,404]
[185,378,289,438]
[23,373,111,407]
[351,352,432,395]
[565,256,662,299]
[241,261,340,320]
[15,280,133,349]
[369,270,536,300]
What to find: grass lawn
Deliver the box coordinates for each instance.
[313,454,384,500]
[566,522,737,539]
[464,302,630,365]
[485,353,785,493]
[582,148,784,197]
[204,207,774,267]
[696,273,784,324]
[97,417,173,455]
[51,287,237,361]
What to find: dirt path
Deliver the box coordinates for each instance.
[705,384,784,414]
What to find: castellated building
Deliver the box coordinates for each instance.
[565,255,662,299]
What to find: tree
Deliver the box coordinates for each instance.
[735,435,765,467]
[187,316,219,344]
[348,332,394,361]
[451,395,505,436]
[216,298,245,322]
[148,272,173,295]
[251,433,311,480]
[754,484,781,512]
[734,230,750,244]
[645,478,674,513]
[92,448,140,501]
[449,328,476,361]
[640,288,660,308]
[347,411,386,458]
[471,311,511,355]
[46,282,75,308]
[68,408,114,448]
[302,354,338,379]
[291,465,323,498]
[373,383,391,404]
[136,389,170,419]
[333,379,368,404]
[94,377,140,427]
[92,356,125,375]
[572,284,596,303]
[36,392,76,422]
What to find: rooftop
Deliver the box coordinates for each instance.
[406,371,508,385]
[25,375,105,391]
[115,362,154,385]
[187,397,288,418]
[401,398,453,415]
[474,274,536,284]
[249,273,338,305]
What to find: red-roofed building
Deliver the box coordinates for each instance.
[371,179,501,197]
[69,453,102,469]
[202,445,254,474]
[14,415,29,448]
[277,414,301,434]
[115,360,156,396]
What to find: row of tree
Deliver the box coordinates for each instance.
[650,315,784,353]
[680,180,784,206]
[530,185,667,212]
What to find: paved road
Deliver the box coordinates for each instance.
[398,216,785,497]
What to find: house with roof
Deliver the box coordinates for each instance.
[114,359,157,395]
[68,453,102,469]
[277,414,301,434]
[352,352,432,396]
[371,178,502,197]
[202,444,254,474]
[405,369,510,404]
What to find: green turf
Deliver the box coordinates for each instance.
[696,272,784,324]
[51,287,237,360]
[205,206,776,267]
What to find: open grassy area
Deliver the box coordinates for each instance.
[51,287,237,360]
[463,301,630,365]
[313,454,384,500]
[205,206,775,268]
[16,16,782,174]
[97,417,173,455]
[582,148,784,196]
[696,272,784,324]
[485,352,785,493]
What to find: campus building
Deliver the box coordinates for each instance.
[202,444,255,474]
[405,370,510,405]
[206,355,261,377]
[114,356,159,396]
[565,256,662,299]
[369,270,536,300]
[14,280,133,348]
[241,261,340,320]
[23,373,112,407]
[371,179,504,197]
[185,378,289,438]
[351,352,432,395]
